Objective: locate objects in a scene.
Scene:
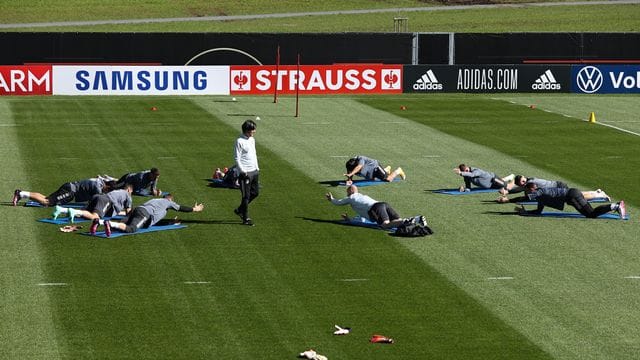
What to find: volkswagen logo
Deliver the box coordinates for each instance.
[576,66,603,93]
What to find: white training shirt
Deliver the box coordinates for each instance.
[330,192,377,219]
[234,134,259,173]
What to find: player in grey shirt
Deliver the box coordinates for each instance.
[53,185,133,223]
[91,194,203,236]
[454,164,514,192]
[115,168,161,196]
[498,175,610,203]
[13,177,112,207]
[516,183,625,219]
[344,155,405,185]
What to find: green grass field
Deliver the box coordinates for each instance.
[2,0,638,32]
[1,94,638,359]
[2,1,640,359]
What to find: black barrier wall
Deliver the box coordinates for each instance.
[452,33,640,64]
[1,32,639,66]
[0,32,413,65]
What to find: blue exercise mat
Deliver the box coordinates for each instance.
[80,224,187,238]
[25,201,85,208]
[432,188,497,195]
[337,178,402,187]
[340,217,396,231]
[517,197,610,205]
[38,215,124,225]
[520,211,628,220]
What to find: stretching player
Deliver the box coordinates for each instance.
[454,164,514,192]
[12,177,113,207]
[326,184,427,229]
[498,175,610,203]
[90,194,203,236]
[114,168,161,196]
[52,185,133,223]
[516,183,626,219]
[344,155,405,186]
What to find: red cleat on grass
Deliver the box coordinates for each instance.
[104,220,112,237]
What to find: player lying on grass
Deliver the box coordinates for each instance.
[12,176,114,207]
[498,175,610,203]
[344,155,405,186]
[326,184,426,229]
[52,185,133,223]
[454,163,514,192]
[90,194,203,237]
[515,183,626,219]
[114,167,162,196]
[212,165,240,189]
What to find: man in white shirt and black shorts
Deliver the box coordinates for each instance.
[234,120,260,226]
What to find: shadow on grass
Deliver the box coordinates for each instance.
[172,219,239,225]
[318,180,342,187]
[483,211,519,216]
[297,216,388,232]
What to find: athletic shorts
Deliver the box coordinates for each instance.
[124,207,151,233]
[367,202,400,225]
[371,166,388,181]
[46,183,75,206]
[86,194,111,218]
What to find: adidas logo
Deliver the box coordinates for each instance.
[413,70,443,90]
[532,69,561,90]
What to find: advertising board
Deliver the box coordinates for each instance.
[230,64,403,95]
[403,65,570,93]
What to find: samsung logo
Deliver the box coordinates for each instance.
[75,70,208,91]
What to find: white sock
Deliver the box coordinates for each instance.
[60,207,70,215]
[611,203,618,211]
[98,219,105,225]
[19,191,30,199]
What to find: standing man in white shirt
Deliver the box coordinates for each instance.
[234,120,260,226]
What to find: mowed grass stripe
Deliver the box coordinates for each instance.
[0,99,61,359]
[6,97,552,359]
[360,94,640,208]
[197,95,639,359]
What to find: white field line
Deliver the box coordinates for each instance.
[300,122,331,125]
[157,156,176,159]
[70,123,98,126]
[339,278,369,282]
[487,277,514,280]
[492,98,640,137]
[624,276,640,279]
[591,120,640,137]
[37,283,68,286]
[423,155,441,158]
[6,1,639,29]
[184,281,211,284]
[330,155,350,158]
